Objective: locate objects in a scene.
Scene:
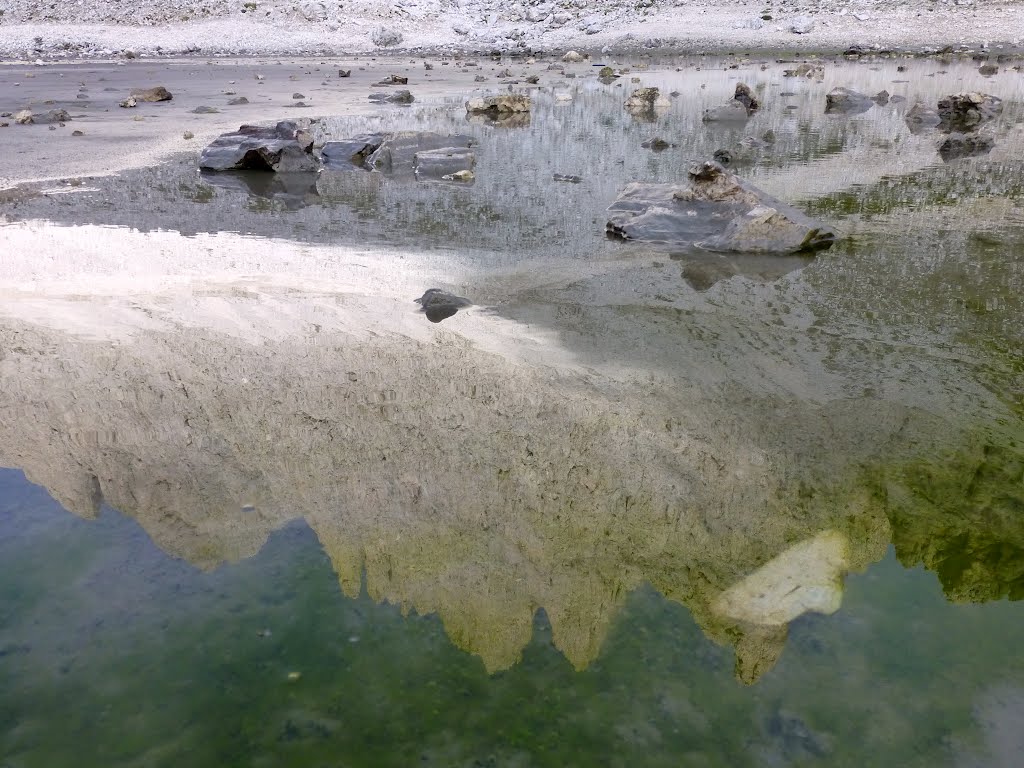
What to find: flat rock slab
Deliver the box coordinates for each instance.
[199,121,316,172]
[320,134,388,170]
[365,131,476,173]
[606,162,836,254]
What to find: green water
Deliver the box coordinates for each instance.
[2,56,1024,766]
[2,463,1024,767]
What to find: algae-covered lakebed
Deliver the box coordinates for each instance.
[1,56,1024,766]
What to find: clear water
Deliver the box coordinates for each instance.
[1,56,1023,767]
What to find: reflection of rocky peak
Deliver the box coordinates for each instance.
[0,292,977,681]
[881,439,1024,603]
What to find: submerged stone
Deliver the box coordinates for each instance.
[713,530,850,626]
[824,86,874,114]
[938,132,995,161]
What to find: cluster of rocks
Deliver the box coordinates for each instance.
[199,119,480,183]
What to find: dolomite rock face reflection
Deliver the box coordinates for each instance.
[0,277,903,683]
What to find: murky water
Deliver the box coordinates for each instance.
[1,57,1023,767]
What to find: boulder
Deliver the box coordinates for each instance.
[824,87,873,114]
[199,121,317,172]
[562,50,584,62]
[606,161,835,254]
[130,86,172,102]
[938,132,995,161]
[466,93,531,114]
[13,110,33,125]
[937,92,1002,132]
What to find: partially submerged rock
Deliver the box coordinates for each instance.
[703,83,759,123]
[130,86,172,102]
[937,92,1002,132]
[606,161,836,254]
[363,132,476,174]
[415,288,472,323]
[199,121,317,172]
[466,93,531,115]
[824,87,874,115]
[13,110,33,125]
[703,99,751,123]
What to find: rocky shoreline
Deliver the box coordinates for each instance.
[1,1,1023,61]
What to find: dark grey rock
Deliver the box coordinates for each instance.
[199,121,318,172]
[365,132,476,173]
[553,174,583,183]
[228,97,249,105]
[191,105,219,114]
[606,162,835,254]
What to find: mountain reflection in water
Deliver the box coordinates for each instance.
[1,56,1023,767]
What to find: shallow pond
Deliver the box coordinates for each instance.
[1,56,1023,767]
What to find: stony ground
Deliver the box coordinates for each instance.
[0,0,1023,59]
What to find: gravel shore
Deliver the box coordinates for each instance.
[1,0,1023,59]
